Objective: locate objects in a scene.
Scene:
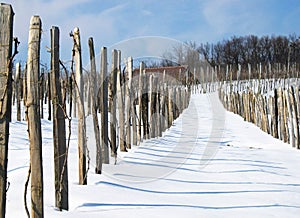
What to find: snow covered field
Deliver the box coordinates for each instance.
[6,93,300,217]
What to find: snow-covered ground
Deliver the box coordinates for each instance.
[6,93,300,217]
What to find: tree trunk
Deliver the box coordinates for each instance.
[26,15,44,218]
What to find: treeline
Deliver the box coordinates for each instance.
[199,34,300,76]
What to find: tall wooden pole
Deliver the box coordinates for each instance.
[40,68,44,119]
[128,57,137,146]
[125,57,132,149]
[47,72,51,121]
[15,62,21,121]
[88,37,102,173]
[50,26,68,210]
[100,47,109,163]
[137,62,144,144]
[142,70,149,139]
[26,15,44,218]
[117,51,126,151]
[149,74,154,137]
[73,27,87,185]
[0,3,14,217]
[110,50,118,157]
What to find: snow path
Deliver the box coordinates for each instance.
[6,93,300,218]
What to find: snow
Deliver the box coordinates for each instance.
[6,92,300,217]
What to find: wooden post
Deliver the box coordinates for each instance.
[282,89,289,143]
[16,62,21,121]
[137,62,144,144]
[274,89,279,139]
[26,15,44,218]
[68,76,72,117]
[277,88,285,141]
[293,87,300,149]
[168,87,174,127]
[50,26,68,210]
[149,75,158,138]
[155,78,161,137]
[86,75,91,116]
[40,68,44,119]
[100,47,109,163]
[116,51,126,151]
[268,96,275,137]
[160,70,166,132]
[149,74,154,137]
[88,38,102,173]
[288,87,297,147]
[73,71,77,118]
[125,57,132,149]
[127,57,137,146]
[0,3,14,216]
[110,49,118,157]
[47,72,51,120]
[73,27,87,185]
[23,64,27,110]
[142,70,149,139]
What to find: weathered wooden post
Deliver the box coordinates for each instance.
[168,86,174,128]
[110,49,118,157]
[151,76,159,138]
[86,75,91,116]
[73,72,77,118]
[277,88,285,141]
[288,87,298,147]
[283,89,290,143]
[50,26,68,210]
[100,47,109,163]
[160,70,167,132]
[149,74,154,137]
[117,50,126,151]
[137,62,144,144]
[47,72,51,120]
[274,89,279,139]
[40,68,44,119]
[88,37,102,173]
[26,15,44,217]
[0,3,14,216]
[155,77,161,137]
[142,70,149,139]
[15,62,21,121]
[293,87,300,149]
[68,76,72,117]
[23,64,27,110]
[128,57,137,146]
[73,27,87,185]
[125,57,132,149]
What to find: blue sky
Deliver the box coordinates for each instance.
[4,0,300,67]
